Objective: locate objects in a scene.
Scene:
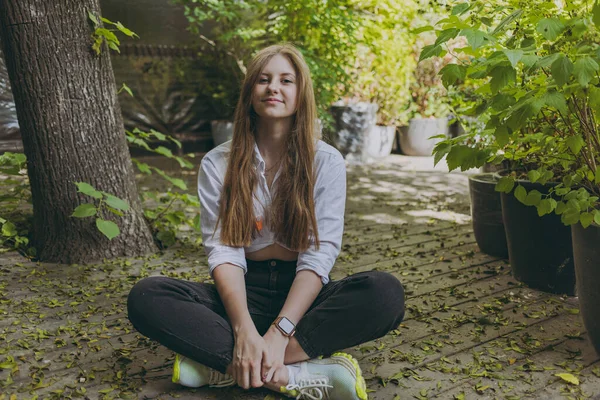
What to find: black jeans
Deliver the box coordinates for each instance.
[127,259,405,373]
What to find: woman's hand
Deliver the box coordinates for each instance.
[232,327,268,389]
[261,325,290,384]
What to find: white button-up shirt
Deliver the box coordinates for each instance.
[197,139,346,284]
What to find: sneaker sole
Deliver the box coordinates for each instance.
[309,352,368,400]
[172,354,181,384]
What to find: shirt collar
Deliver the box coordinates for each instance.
[253,141,266,172]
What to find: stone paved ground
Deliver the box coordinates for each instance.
[1,154,599,399]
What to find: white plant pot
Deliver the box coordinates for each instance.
[210,120,233,146]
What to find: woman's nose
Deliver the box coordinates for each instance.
[267,81,280,93]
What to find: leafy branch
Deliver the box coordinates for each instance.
[87,11,139,55]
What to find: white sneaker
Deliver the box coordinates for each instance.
[280,352,368,400]
[172,354,235,388]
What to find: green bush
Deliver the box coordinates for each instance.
[347,0,417,126]
[426,0,600,226]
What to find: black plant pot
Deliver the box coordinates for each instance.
[468,173,508,258]
[500,178,576,295]
[571,222,600,355]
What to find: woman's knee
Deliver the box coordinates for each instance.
[127,276,169,322]
[361,271,405,322]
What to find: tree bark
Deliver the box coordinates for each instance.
[0,0,157,263]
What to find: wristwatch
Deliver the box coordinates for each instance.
[272,316,296,337]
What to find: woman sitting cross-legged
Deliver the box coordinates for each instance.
[127,43,405,400]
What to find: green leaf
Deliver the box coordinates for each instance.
[556,201,566,215]
[102,193,129,211]
[118,83,133,97]
[543,90,568,115]
[496,176,515,193]
[537,18,565,41]
[536,53,561,68]
[490,65,516,93]
[462,28,487,50]
[537,198,556,216]
[494,126,510,146]
[524,190,542,206]
[551,54,574,87]
[506,98,543,130]
[573,57,599,87]
[71,204,97,218]
[100,17,115,25]
[155,146,173,158]
[75,182,102,199]
[96,218,120,240]
[433,141,452,167]
[595,166,600,185]
[419,44,443,61]
[87,11,98,26]
[490,94,516,111]
[152,167,188,190]
[149,129,167,141]
[411,25,434,34]
[105,206,124,217]
[514,185,527,204]
[435,28,460,47]
[593,209,600,225]
[566,136,585,155]
[92,36,102,55]
[133,160,152,174]
[580,212,594,228]
[555,373,580,385]
[1,221,17,237]
[192,213,201,231]
[108,41,120,53]
[593,1,600,28]
[528,170,541,183]
[175,156,194,169]
[156,230,176,247]
[492,9,523,35]
[562,206,581,225]
[115,21,138,38]
[440,64,467,88]
[503,49,523,68]
[445,145,489,171]
[452,3,470,15]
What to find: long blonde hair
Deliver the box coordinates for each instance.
[217,44,320,251]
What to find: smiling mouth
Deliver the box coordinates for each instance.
[263,99,282,103]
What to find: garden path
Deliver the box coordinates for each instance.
[1,154,599,399]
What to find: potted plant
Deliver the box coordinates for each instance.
[327,0,417,163]
[426,0,600,349]
[399,41,452,156]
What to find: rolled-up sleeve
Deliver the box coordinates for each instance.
[198,157,247,276]
[296,159,346,285]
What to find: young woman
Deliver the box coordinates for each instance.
[127,44,405,400]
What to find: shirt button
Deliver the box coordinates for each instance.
[270,261,277,267]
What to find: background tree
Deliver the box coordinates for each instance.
[0,0,157,263]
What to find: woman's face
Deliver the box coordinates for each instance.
[251,54,298,121]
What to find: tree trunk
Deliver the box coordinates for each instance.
[0,0,157,263]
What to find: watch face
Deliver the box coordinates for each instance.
[279,317,295,334]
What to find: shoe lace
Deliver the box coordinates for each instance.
[286,377,333,400]
[209,370,236,388]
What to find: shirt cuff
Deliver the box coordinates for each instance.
[208,247,247,277]
[296,263,331,285]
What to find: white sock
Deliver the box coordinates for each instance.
[286,364,301,386]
